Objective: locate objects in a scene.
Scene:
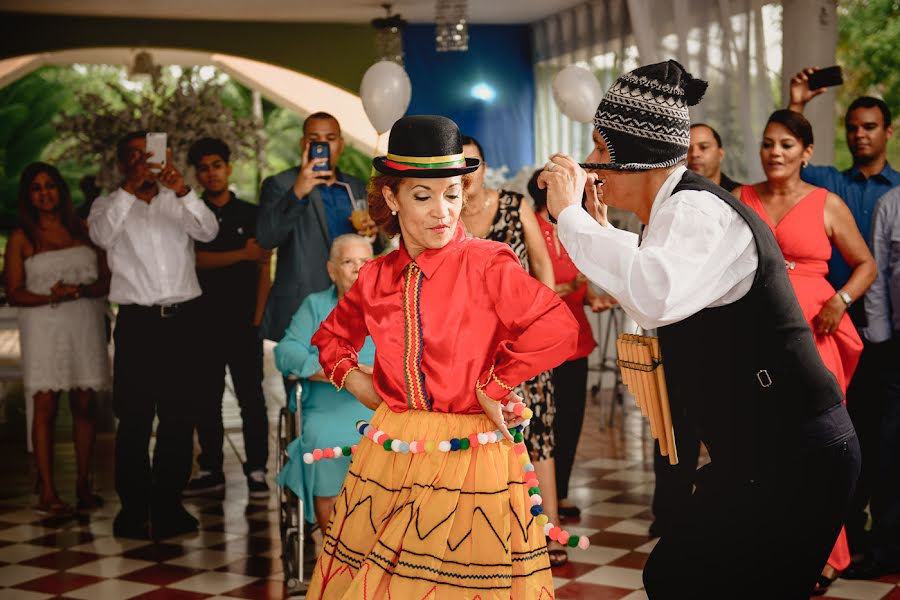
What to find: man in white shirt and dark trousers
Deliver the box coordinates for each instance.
[89,131,218,540]
[541,61,860,598]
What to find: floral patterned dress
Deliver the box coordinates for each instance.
[482,191,556,460]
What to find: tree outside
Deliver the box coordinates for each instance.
[0,64,374,236]
[834,0,900,169]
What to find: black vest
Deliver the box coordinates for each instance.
[657,172,842,479]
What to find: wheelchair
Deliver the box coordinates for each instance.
[277,377,314,595]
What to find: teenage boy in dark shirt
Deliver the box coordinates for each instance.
[185,138,272,499]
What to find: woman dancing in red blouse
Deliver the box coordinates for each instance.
[305,115,578,599]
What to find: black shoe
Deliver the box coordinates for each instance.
[113,510,151,540]
[558,503,581,519]
[182,471,226,497]
[841,556,900,580]
[152,505,199,540]
[247,470,269,499]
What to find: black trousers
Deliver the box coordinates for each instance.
[195,318,269,476]
[113,302,199,520]
[651,412,701,535]
[870,336,900,563]
[643,404,861,599]
[845,339,892,553]
[552,357,589,500]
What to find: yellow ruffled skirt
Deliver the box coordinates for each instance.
[306,403,554,600]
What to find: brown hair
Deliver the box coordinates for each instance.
[367,174,473,238]
[765,109,814,148]
[368,175,403,237]
[17,162,88,249]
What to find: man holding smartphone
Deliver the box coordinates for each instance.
[790,69,900,572]
[88,131,218,540]
[256,112,369,393]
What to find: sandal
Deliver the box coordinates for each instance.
[548,548,569,567]
[34,499,74,516]
[546,537,569,567]
[812,572,838,596]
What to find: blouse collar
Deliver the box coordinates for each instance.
[390,223,466,280]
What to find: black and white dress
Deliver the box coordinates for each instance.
[482,191,556,460]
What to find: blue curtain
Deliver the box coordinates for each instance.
[402,24,535,173]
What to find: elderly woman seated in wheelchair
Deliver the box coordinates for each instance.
[274,233,376,533]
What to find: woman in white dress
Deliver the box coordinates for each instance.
[4,163,111,514]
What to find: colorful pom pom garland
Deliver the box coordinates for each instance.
[299,402,590,552]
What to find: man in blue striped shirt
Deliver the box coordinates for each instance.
[789,67,900,567]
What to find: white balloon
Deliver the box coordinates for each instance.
[552,65,603,124]
[360,61,412,134]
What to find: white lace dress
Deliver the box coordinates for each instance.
[18,246,111,400]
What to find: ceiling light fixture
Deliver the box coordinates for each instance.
[435,0,469,52]
[372,3,407,65]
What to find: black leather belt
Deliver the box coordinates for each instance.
[119,303,183,319]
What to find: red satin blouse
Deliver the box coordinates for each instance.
[312,224,578,414]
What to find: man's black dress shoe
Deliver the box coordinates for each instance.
[113,511,151,540]
[152,505,199,540]
[841,556,900,580]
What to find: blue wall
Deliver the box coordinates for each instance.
[402,24,535,173]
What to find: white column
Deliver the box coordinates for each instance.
[781,0,838,166]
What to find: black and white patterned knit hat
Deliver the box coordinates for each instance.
[584,60,708,172]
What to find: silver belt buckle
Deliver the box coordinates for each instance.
[160,304,177,318]
[756,369,772,388]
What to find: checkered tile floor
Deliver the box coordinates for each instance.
[1,387,898,599]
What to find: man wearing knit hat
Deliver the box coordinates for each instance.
[541,60,860,598]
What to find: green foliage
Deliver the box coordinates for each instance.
[835,0,900,169]
[0,70,71,229]
[0,64,374,226]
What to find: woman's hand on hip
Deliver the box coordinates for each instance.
[346,368,382,410]
[476,388,526,442]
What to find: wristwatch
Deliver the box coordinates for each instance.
[837,290,853,307]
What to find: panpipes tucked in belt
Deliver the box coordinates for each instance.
[616,334,678,465]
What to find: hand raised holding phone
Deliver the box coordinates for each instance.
[788,66,842,112]
[293,141,334,200]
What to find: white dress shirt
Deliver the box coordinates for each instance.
[557,166,758,330]
[88,186,218,306]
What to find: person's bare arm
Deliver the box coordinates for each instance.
[519,199,556,288]
[814,192,877,334]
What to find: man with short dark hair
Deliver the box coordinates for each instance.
[790,69,900,563]
[256,112,369,395]
[687,123,740,192]
[89,131,218,540]
[183,138,272,499]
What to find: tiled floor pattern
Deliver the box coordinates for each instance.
[0,380,898,599]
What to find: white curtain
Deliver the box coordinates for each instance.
[532,0,783,183]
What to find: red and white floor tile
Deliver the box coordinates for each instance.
[0,386,897,599]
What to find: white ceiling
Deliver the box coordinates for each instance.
[0,0,585,24]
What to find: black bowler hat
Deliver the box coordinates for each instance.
[372,115,481,178]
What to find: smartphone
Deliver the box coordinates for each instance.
[145,132,167,173]
[807,66,843,90]
[309,142,331,173]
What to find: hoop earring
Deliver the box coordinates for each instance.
[391,210,397,216]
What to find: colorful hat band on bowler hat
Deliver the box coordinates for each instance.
[383,152,467,172]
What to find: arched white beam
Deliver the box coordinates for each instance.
[0,48,381,154]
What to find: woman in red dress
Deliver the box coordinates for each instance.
[737,109,876,593]
[306,116,579,599]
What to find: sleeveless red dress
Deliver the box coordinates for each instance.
[741,185,862,571]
